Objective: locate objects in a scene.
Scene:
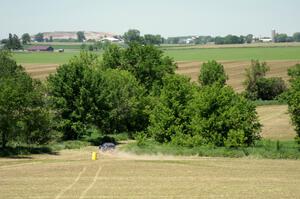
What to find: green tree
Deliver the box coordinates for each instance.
[102,43,177,90]
[144,34,162,45]
[148,75,197,143]
[275,33,288,42]
[123,29,143,44]
[244,60,269,100]
[47,52,99,140]
[21,33,31,45]
[102,44,123,69]
[293,32,300,42]
[186,84,261,147]
[0,51,53,148]
[34,33,44,42]
[85,69,147,134]
[287,64,300,142]
[288,64,300,80]
[198,60,228,86]
[246,34,253,44]
[2,34,22,50]
[77,31,86,42]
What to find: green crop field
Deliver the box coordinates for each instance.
[13,46,300,66]
[164,46,300,61]
[13,52,84,64]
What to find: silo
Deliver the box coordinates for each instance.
[272,30,276,42]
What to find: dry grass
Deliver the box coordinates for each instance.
[0,147,300,199]
[257,105,296,140]
[177,60,300,92]
[23,63,59,79]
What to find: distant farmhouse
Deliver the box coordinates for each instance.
[27,46,54,52]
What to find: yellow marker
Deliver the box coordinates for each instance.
[92,152,97,160]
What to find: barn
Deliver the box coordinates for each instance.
[27,46,54,52]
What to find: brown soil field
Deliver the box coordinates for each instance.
[1,147,300,199]
[177,60,300,92]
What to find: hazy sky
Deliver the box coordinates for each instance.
[0,0,299,39]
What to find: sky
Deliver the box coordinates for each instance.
[0,0,299,39]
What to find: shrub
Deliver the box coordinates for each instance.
[256,77,287,100]
[244,60,269,100]
[198,60,228,86]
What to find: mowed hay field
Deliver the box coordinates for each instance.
[1,147,300,199]
[177,60,300,92]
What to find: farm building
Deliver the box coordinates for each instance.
[27,46,54,52]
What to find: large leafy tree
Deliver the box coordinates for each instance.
[2,34,22,50]
[102,43,177,90]
[34,33,44,42]
[21,33,31,45]
[47,52,99,139]
[148,75,197,143]
[198,60,228,86]
[293,32,300,42]
[0,51,53,148]
[186,85,261,147]
[77,31,86,42]
[123,29,143,44]
[48,51,147,139]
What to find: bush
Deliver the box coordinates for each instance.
[256,77,287,100]
[186,85,261,146]
[244,60,269,100]
[198,60,228,86]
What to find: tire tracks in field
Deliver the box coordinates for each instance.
[79,165,103,199]
[55,166,87,199]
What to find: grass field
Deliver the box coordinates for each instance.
[165,46,300,61]
[1,146,300,199]
[13,46,300,65]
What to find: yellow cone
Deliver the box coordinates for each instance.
[92,152,97,160]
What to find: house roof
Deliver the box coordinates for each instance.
[27,46,53,50]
